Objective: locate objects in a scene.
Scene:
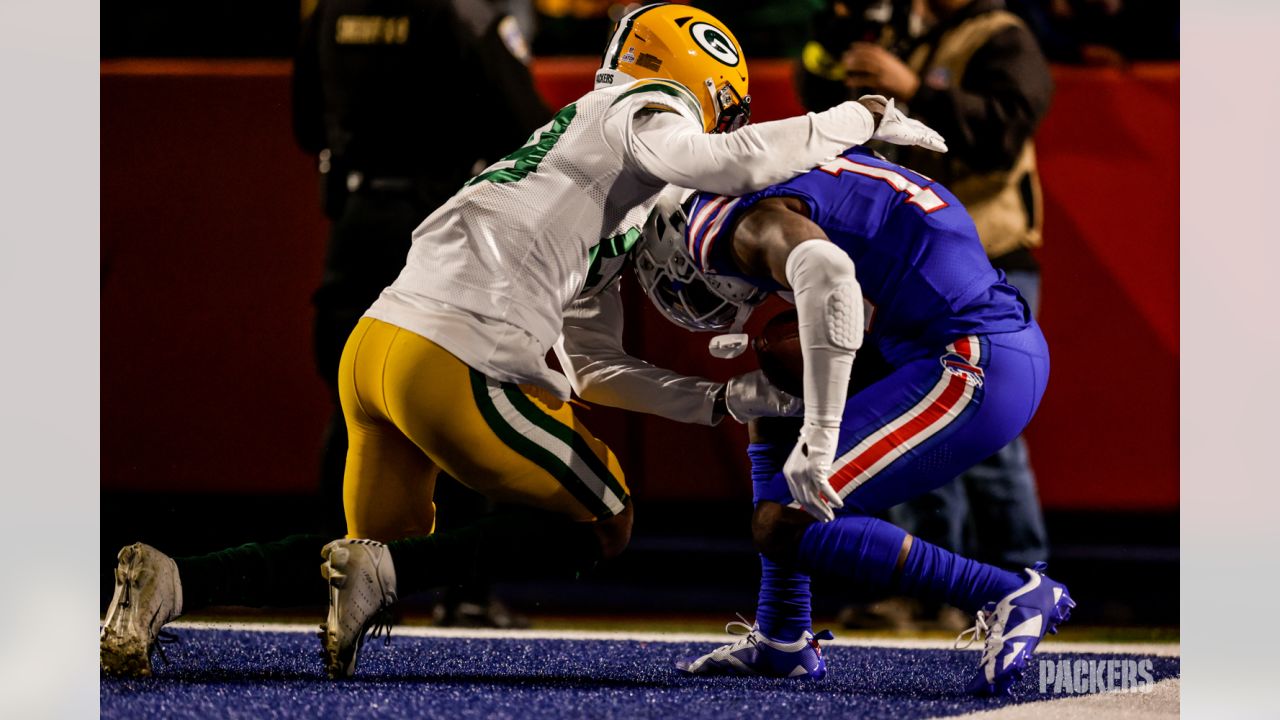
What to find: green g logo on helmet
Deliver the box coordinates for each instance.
[689,22,740,67]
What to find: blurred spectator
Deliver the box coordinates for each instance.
[292,0,550,624]
[797,0,913,111]
[697,0,828,58]
[530,1,825,58]
[532,0,617,55]
[1006,0,1178,65]
[799,0,1052,625]
[1006,0,1125,65]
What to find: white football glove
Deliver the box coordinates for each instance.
[724,370,803,424]
[858,95,948,153]
[783,421,845,522]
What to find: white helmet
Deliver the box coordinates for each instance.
[635,187,766,333]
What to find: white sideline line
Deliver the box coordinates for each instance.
[933,678,1180,720]
[168,621,1180,657]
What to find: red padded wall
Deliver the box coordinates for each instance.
[101,59,1177,509]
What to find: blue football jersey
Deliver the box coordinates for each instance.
[686,147,1030,365]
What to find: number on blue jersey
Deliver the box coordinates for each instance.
[817,157,949,214]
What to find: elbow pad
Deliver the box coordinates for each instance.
[785,240,863,428]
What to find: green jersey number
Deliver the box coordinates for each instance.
[466,103,577,187]
[583,226,642,296]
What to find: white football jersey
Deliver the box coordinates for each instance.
[367,78,879,399]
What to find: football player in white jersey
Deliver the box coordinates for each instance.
[101,3,947,680]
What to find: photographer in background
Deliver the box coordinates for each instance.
[293,0,551,626]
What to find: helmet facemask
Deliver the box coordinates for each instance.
[635,190,766,333]
[707,79,751,134]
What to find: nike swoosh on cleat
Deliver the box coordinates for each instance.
[1009,570,1042,602]
[1004,615,1042,639]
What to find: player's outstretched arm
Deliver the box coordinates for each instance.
[730,199,863,521]
[556,282,800,425]
[622,97,944,197]
[624,101,874,196]
[556,282,723,425]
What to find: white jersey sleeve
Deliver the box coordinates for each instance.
[603,87,879,197]
[554,281,722,426]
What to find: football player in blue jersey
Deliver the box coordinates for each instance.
[621,145,1071,695]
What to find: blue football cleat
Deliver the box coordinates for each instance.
[675,618,834,679]
[958,562,1075,696]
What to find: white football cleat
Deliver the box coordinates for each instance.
[100,542,183,677]
[319,538,398,679]
[675,617,834,679]
[958,562,1075,696]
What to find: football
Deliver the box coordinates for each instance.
[753,309,807,397]
[753,309,892,397]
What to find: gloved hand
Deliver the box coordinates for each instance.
[857,95,948,153]
[723,370,803,424]
[783,421,845,522]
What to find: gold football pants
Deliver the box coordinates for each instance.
[338,317,629,540]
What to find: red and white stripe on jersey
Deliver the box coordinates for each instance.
[825,335,983,500]
[686,195,741,272]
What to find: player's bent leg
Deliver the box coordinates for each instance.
[322,316,442,678]
[375,322,630,523]
[379,343,634,594]
[323,320,634,678]
[676,434,833,680]
[800,508,1069,690]
[718,331,1069,691]
[746,430,820,654]
[339,317,441,541]
[793,515,1025,614]
[340,423,439,542]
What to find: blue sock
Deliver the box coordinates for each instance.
[755,555,811,642]
[749,443,811,643]
[796,514,906,589]
[896,535,1026,613]
[794,514,1026,614]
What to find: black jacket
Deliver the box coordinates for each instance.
[292,0,550,186]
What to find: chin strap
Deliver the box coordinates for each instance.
[708,334,749,359]
[707,303,755,358]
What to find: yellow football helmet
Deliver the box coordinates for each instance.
[595,3,751,133]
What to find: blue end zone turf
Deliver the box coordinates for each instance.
[101,628,1179,719]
